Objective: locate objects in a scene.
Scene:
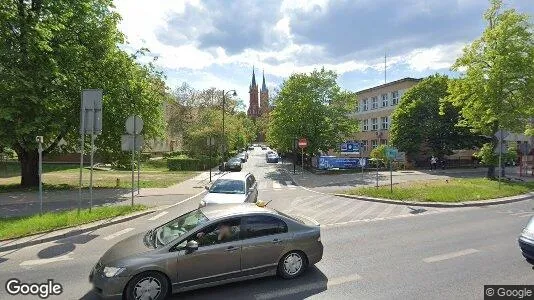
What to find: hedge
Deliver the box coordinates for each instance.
[167,156,220,171]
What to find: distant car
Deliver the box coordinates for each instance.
[248,146,254,150]
[261,146,267,150]
[226,158,242,172]
[89,204,323,300]
[266,152,279,163]
[200,172,258,207]
[237,153,247,163]
[519,216,534,264]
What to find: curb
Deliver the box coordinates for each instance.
[333,192,534,208]
[0,209,156,252]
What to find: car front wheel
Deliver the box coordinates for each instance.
[125,271,169,300]
[278,251,307,279]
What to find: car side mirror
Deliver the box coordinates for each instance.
[185,240,198,253]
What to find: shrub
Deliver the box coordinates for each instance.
[167,156,219,171]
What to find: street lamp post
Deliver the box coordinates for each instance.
[221,89,237,167]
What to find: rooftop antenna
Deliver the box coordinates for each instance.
[384,50,387,84]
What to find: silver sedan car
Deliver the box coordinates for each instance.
[90,204,323,299]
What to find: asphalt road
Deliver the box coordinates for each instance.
[1,147,533,300]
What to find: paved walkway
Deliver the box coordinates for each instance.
[0,168,223,217]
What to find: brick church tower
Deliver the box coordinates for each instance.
[259,70,269,116]
[247,68,260,118]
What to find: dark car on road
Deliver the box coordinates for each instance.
[237,152,247,163]
[266,152,279,163]
[89,204,323,300]
[226,158,242,172]
[261,146,267,150]
[519,216,534,264]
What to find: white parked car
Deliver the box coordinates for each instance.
[200,172,258,207]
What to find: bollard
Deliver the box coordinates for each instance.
[116,178,120,188]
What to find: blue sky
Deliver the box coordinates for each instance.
[114,0,533,107]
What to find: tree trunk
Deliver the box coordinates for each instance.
[18,149,39,187]
[487,165,496,179]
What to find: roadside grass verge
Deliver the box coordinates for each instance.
[0,204,147,240]
[343,178,534,202]
[0,161,198,192]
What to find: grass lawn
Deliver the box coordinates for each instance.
[0,161,198,192]
[343,178,534,203]
[0,204,147,240]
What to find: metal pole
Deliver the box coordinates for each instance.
[137,146,140,195]
[222,91,225,164]
[132,122,136,206]
[301,148,304,176]
[390,159,393,193]
[498,129,503,190]
[89,134,95,212]
[38,140,43,216]
[78,127,85,214]
[209,140,212,182]
[376,160,379,187]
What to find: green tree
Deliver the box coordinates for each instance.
[370,145,387,162]
[444,0,534,178]
[390,75,486,161]
[0,0,166,186]
[267,68,358,155]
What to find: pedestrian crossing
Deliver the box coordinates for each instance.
[278,193,455,226]
[258,180,298,191]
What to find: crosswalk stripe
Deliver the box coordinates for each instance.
[103,228,135,241]
[309,200,355,220]
[272,181,282,189]
[20,255,73,266]
[352,202,382,220]
[148,211,168,221]
[321,200,368,224]
[376,204,398,219]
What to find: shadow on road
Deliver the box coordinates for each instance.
[38,233,98,259]
[80,267,328,300]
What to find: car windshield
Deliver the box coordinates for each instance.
[150,209,208,248]
[229,158,240,163]
[526,217,534,231]
[209,179,245,194]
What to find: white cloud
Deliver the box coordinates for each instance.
[402,43,465,72]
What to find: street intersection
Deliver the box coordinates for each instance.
[1,147,533,299]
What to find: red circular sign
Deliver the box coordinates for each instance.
[298,138,308,148]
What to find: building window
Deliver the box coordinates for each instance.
[362,119,369,131]
[381,139,388,145]
[371,118,378,131]
[381,116,389,130]
[371,96,378,109]
[361,140,368,152]
[362,99,368,111]
[391,91,399,105]
[381,93,388,107]
[371,139,378,149]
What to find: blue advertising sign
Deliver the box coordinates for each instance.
[340,141,360,154]
[318,156,367,170]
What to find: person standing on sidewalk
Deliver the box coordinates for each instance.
[430,156,437,171]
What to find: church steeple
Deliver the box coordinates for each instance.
[250,66,257,89]
[261,70,268,93]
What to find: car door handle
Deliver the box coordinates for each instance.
[225,246,239,252]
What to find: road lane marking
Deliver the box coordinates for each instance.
[285,181,296,188]
[147,211,168,221]
[160,189,206,210]
[309,200,354,220]
[352,202,381,220]
[423,248,479,263]
[321,200,368,224]
[376,204,397,219]
[103,228,135,241]
[272,181,282,189]
[254,273,361,300]
[20,255,73,266]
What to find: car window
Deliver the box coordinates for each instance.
[192,218,241,247]
[153,209,208,248]
[243,215,288,239]
[209,179,245,194]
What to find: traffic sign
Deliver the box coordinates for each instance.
[298,138,308,148]
[359,158,367,167]
[121,135,144,151]
[386,147,398,160]
[126,115,143,135]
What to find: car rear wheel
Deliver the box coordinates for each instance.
[125,271,169,300]
[278,251,307,279]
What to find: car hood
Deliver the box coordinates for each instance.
[203,192,247,204]
[99,232,152,265]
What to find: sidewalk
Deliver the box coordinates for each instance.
[0,168,223,217]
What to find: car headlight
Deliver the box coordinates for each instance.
[103,266,126,278]
[521,228,534,240]
[199,200,206,208]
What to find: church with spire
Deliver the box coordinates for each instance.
[247,67,269,118]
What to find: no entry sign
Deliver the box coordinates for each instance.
[298,138,308,148]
